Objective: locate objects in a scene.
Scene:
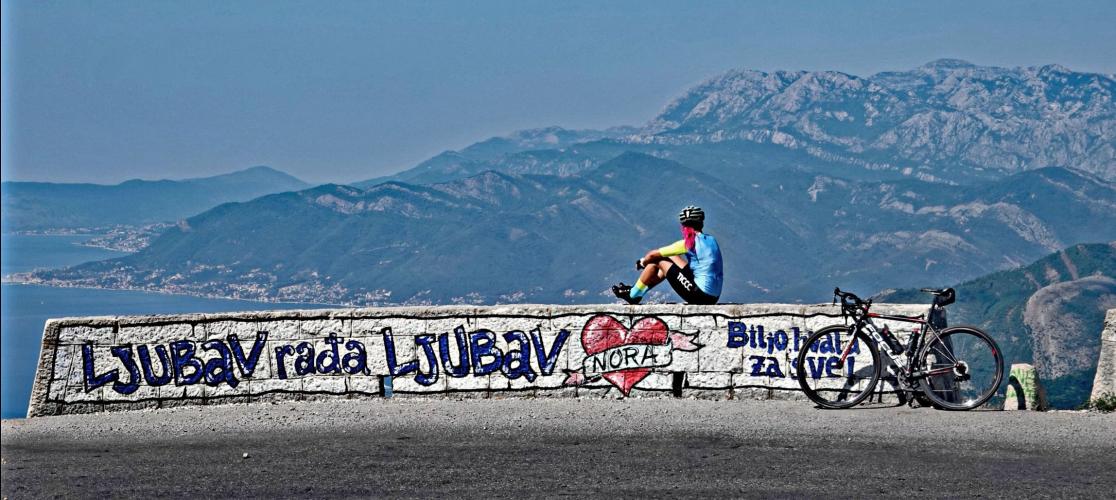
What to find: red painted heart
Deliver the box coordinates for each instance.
[580,314,669,396]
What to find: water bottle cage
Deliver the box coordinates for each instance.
[879,325,905,355]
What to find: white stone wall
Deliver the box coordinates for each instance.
[28,303,928,417]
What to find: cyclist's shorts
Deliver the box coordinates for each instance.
[666,263,719,305]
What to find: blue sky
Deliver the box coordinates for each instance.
[2,0,1114,184]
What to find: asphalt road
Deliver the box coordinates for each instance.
[3,398,1114,498]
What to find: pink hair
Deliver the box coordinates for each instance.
[681,225,698,252]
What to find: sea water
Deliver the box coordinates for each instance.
[0,234,326,419]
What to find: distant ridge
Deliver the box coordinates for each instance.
[33,156,1116,308]
[1,166,310,231]
[354,126,636,188]
[360,60,1115,189]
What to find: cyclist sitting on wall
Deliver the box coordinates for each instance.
[611,205,723,305]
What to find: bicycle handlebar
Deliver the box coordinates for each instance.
[833,287,871,313]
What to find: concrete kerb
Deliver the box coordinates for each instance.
[28,303,930,417]
[1004,363,1047,411]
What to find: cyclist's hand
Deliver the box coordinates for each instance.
[636,259,644,270]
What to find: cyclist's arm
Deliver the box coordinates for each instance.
[641,240,687,265]
[657,240,688,257]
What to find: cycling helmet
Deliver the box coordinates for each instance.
[678,205,705,225]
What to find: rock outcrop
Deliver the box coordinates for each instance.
[1091,310,1116,401]
[1024,276,1116,406]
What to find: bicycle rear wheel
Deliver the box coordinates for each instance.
[917,326,1003,410]
[795,325,881,409]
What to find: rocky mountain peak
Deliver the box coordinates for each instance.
[433,170,527,202]
[639,60,1116,182]
[920,58,978,70]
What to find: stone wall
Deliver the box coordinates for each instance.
[28,303,928,417]
[1091,309,1116,400]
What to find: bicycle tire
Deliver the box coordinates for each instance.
[917,326,1004,410]
[795,325,881,409]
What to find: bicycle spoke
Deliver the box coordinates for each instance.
[923,332,961,365]
[919,327,1003,410]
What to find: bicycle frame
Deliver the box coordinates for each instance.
[836,306,954,388]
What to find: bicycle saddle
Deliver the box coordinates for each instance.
[920,287,956,306]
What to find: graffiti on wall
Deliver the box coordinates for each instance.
[80,327,572,395]
[383,327,569,386]
[562,314,701,395]
[727,321,863,379]
[77,316,906,396]
[82,332,271,394]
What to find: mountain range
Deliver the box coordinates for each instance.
[643,59,1115,183]
[31,155,1116,307]
[25,60,1116,307]
[356,59,1116,187]
[1,166,309,232]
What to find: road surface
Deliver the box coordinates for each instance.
[3,398,1114,498]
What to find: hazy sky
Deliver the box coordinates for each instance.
[2,0,1114,185]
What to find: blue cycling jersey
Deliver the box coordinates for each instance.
[687,233,723,297]
[658,232,723,297]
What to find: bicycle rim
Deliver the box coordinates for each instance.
[795,326,881,409]
[918,326,1003,410]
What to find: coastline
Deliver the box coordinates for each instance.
[1,279,345,308]
[1,230,342,307]
[4,224,169,253]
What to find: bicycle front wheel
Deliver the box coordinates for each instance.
[795,325,881,409]
[917,326,1004,410]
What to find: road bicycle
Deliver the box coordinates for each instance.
[795,287,1003,410]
